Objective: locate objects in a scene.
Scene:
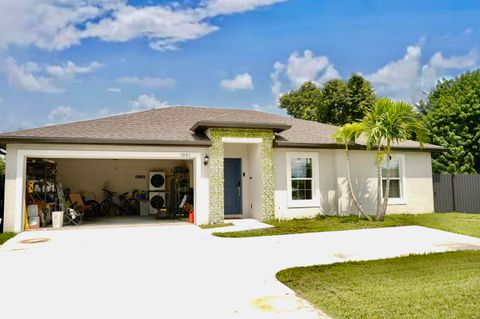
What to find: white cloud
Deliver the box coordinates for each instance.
[83,4,218,52]
[129,94,169,112]
[220,73,254,91]
[429,51,477,69]
[270,62,285,100]
[365,46,421,101]
[0,0,286,52]
[251,102,287,115]
[421,51,477,90]
[48,105,83,123]
[202,0,287,16]
[46,61,103,79]
[269,49,340,99]
[366,45,478,102]
[0,0,113,51]
[97,107,115,118]
[48,95,168,125]
[117,76,176,88]
[2,57,62,93]
[107,87,122,93]
[286,50,339,86]
[2,57,104,93]
[318,64,341,84]
[269,45,476,104]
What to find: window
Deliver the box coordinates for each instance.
[291,158,313,200]
[287,152,319,207]
[381,155,406,204]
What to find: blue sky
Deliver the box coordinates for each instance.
[0,0,479,131]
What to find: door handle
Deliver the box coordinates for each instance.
[237,181,241,196]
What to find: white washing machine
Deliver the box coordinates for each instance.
[149,171,166,191]
[149,191,166,215]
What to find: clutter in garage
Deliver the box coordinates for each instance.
[24,158,195,229]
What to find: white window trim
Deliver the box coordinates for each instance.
[286,152,320,208]
[381,154,407,205]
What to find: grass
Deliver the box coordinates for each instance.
[213,213,480,238]
[0,232,16,245]
[276,250,480,318]
[199,222,234,229]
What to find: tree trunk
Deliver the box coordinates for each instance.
[380,151,392,220]
[375,146,383,221]
[345,145,372,221]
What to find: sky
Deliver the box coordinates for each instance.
[0,0,479,132]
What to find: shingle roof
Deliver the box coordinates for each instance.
[0,106,443,151]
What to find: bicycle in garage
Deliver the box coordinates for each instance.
[99,189,140,216]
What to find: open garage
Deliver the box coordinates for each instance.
[3,144,209,232]
[26,157,195,228]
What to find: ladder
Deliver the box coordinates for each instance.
[56,175,65,212]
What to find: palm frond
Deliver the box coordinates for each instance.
[361,98,428,151]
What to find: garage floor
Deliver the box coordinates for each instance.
[68,216,189,229]
[1,223,480,319]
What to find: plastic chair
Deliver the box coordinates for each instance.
[69,193,95,220]
[64,208,84,226]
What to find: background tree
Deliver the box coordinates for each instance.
[279,74,376,126]
[421,70,480,173]
[278,81,322,121]
[346,74,376,123]
[320,79,348,124]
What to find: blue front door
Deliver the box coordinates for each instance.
[224,158,242,215]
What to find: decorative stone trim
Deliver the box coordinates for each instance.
[260,133,275,221]
[208,129,225,224]
[208,128,275,224]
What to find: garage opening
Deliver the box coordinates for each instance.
[24,157,195,229]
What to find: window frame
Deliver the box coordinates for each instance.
[286,152,320,208]
[381,154,407,205]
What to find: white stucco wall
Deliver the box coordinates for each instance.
[335,149,377,215]
[273,148,435,219]
[384,151,435,214]
[339,150,434,215]
[3,143,210,232]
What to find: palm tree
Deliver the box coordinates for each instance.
[333,123,372,221]
[362,98,428,221]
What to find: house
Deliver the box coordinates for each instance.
[0,106,442,232]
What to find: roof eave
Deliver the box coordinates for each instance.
[190,120,291,133]
[0,136,212,147]
[275,141,446,152]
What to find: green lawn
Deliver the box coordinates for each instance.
[277,250,480,319]
[199,222,234,229]
[213,213,480,238]
[0,232,16,245]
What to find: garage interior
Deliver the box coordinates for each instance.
[24,157,194,229]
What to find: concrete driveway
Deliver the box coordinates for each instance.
[1,223,480,319]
